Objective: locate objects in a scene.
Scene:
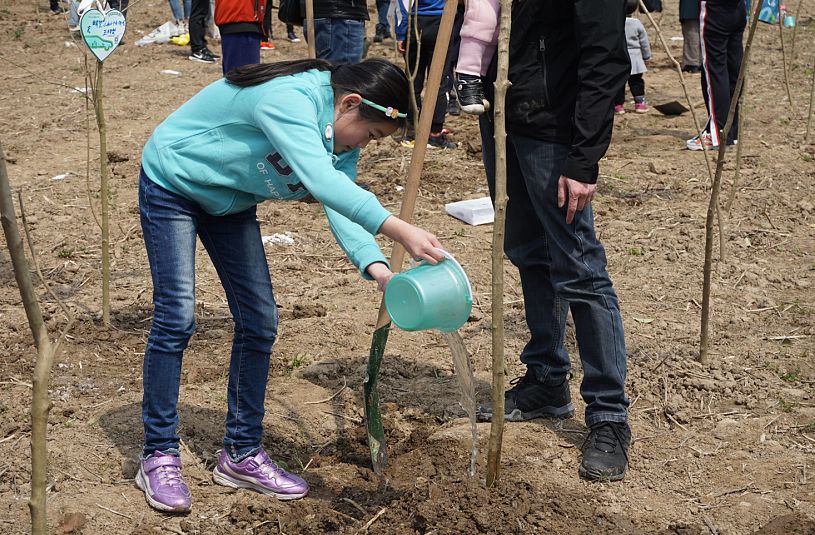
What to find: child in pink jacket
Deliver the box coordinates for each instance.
[454,0,499,115]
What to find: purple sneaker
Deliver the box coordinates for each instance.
[212,448,309,500]
[135,451,192,513]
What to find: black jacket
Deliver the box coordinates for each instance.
[484,0,629,183]
[313,0,369,21]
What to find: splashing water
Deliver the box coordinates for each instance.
[441,331,478,477]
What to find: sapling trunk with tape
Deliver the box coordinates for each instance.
[807,53,815,143]
[486,0,512,488]
[364,0,459,474]
[699,3,761,364]
[0,142,55,535]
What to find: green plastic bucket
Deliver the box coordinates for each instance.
[385,250,473,332]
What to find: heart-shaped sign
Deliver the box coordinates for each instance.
[80,8,126,62]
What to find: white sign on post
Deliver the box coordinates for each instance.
[79,6,126,62]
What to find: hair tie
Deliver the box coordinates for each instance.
[361,98,407,119]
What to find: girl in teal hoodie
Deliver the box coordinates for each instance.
[136,58,444,513]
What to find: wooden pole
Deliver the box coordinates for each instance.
[699,2,760,363]
[0,142,55,535]
[486,0,512,488]
[364,0,460,473]
[93,61,111,327]
[778,14,794,110]
[304,0,316,59]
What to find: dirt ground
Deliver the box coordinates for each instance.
[1,1,814,534]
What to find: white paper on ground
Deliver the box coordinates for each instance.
[444,197,494,226]
[262,233,295,246]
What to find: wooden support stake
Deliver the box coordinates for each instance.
[305,0,316,59]
[364,0,460,474]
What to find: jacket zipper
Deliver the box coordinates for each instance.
[538,37,550,108]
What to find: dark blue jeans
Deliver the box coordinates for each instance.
[375,0,390,31]
[313,17,364,64]
[479,118,629,426]
[139,170,277,460]
[220,32,261,76]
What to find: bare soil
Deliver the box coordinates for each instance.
[1,2,814,534]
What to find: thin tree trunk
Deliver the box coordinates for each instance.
[94,62,110,327]
[806,52,815,143]
[789,0,804,61]
[0,142,55,535]
[725,69,748,217]
[305,0,315,59]
[486,0,512,488]
[699,3,760,363]
[778,15,794,110]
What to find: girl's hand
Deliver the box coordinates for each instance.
[379,216,445,264]
[366,262,394,292]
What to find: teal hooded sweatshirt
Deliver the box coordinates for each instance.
[141,69,392,277]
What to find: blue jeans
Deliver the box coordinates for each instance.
[479,118,629,426]
[313,18,364,64]
[139,170,278,460]
[375,0,390,31]
[220,32,261,75]
[168,0,191,21]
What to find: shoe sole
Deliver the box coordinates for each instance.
[460,104,486,115]
[189,56,216,63]
[135,469,191,513]
[635,109,648,114]
[212,466,308,501]
[578,463,626,482]
[476,402,575,422]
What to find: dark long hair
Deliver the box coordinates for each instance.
[226,58,410,127]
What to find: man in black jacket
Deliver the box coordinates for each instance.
[477,0,632,482]
[312,0,369,64]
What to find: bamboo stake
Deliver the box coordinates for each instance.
[93,61,111,327]
[363,0,460,473]
[699,2,761,363]
[807,53,815,143]
[486,0,512,488]
[638,2,725,261]
[0,142,55,535]
[305,0,315,59]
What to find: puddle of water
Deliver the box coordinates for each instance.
[441,330,477,477]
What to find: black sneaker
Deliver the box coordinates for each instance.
[476,371,574,422]
[447,92,461,116]
[579,421,631,482]
[189,49,217,63]
[455,73,489,115]
[373,23,389,43]
[287,30,300,43]
[428,131,456,149]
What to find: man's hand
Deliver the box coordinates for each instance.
[397,40,406,54]
[557,175,596,224]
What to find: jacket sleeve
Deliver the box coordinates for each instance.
[396,0,411,41]
[562,0,630,183]
[324,151,389,280]
[638,21,652,61]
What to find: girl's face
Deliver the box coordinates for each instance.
[333,94,399,154]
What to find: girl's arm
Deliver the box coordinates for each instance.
[379,216,445,264]
[639,23,652,61]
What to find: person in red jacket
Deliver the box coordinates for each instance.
[215,0,273,74]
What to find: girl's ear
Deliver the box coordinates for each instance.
[339,93,363,114]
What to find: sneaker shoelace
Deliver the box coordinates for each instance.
[583,423,629,463]
[155,464,185,488]
[257,455,285,478]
